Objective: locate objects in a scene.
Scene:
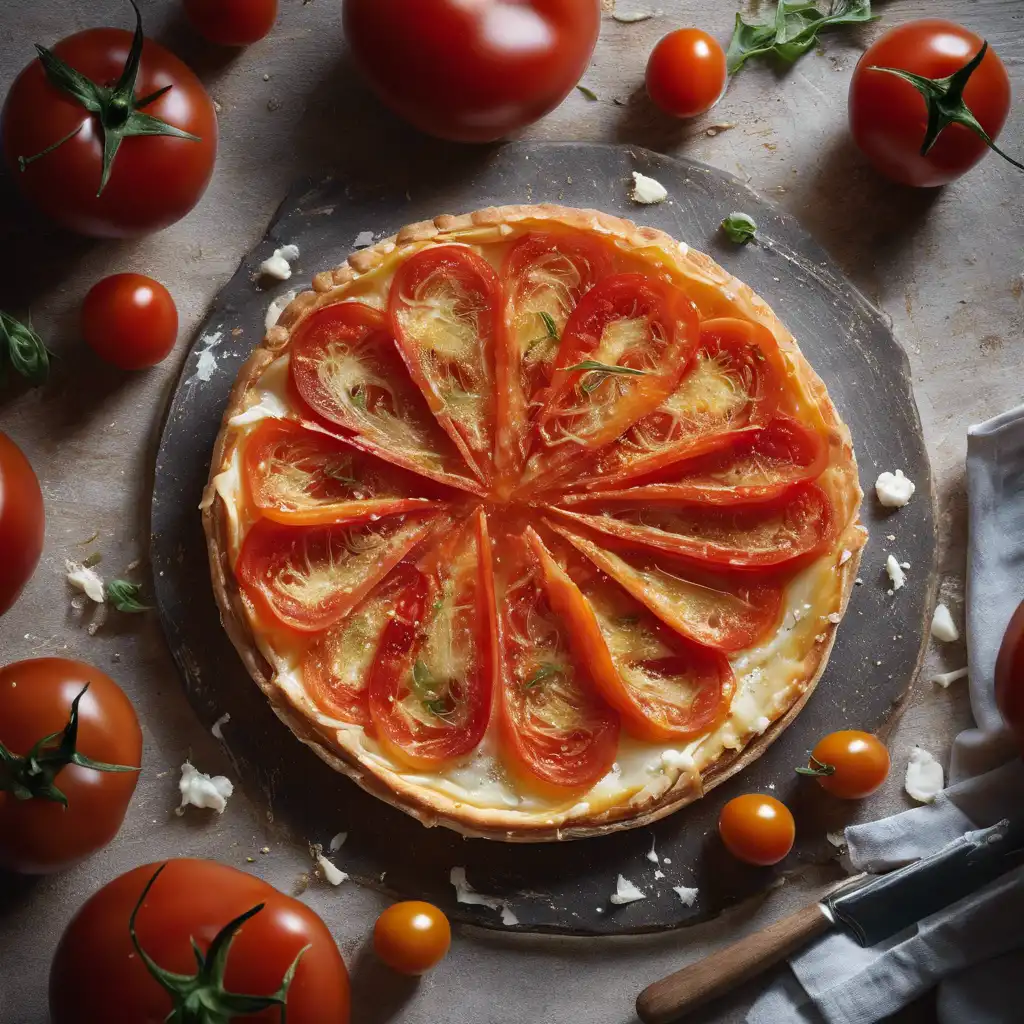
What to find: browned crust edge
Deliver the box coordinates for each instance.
[200,204,866,842]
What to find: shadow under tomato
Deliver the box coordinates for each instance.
[347,941,420,1024]
[0,867,41,918]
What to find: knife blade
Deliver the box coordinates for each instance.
[636,817,1024,1024]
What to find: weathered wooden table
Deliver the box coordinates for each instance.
[1,2,1020,1022]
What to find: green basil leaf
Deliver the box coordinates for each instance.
[576,85,599,102]
[566,360,648,377]
[721,212,758,244]
[0,312,50,386]
[106,579,151,613]
[539,311,560,341]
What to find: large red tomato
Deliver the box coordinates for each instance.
[49,859,351,1024]
[0,433,44,616]
[1,3,218,237]
[342,0,602,142]
[995,600,1024,755]
[0,658,141,874]
[849,20,1015,187]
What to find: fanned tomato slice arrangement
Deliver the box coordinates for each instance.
[207,209,863,837]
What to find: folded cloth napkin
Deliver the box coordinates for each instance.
[747,404,1024,1024]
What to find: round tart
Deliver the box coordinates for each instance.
[202,204,866,841]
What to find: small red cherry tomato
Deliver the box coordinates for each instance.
[0,433,44,617]
[995,600,1024,756]
[799,730,890,799]
[183,0,279,46]
[646,28,727,119]
[374,901,452,975]
[81,274,178,370]
[719,794,795,866]
[849,20,1014,187]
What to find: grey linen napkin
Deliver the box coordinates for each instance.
[746,404,1024,1024]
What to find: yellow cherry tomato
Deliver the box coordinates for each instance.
[718,794,795,866]
[373,901,451,975]
[801,730,891,799]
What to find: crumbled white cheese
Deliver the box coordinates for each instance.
[610,875,647,905]
[827,612,842,624]
[646,838,659,864]
[613,9,657,21]
[932,667,969,688]
[753,715,771,734]
[673,885,698,907]
[196,349,218,382]
[839,549,852,566]
[631,171,668,205]
[260,244,300,281]
[500,906,519,926]
[228,392,290,427]
[211,713,230,740]
[177,761,233,814]
[660,749,695,771]
[826,830,846,849]
[65,560,105,604]
[265,289,297,331]
[875,470,915,508]
[905,747,943,803]
[931,604,959,642]
[353,231,375,249]
[450,867,505,915]
[886,555,906,591]
[329,831,347,853]
[316,853,348,886]
[654,869,665,880]
[662,857,671,865]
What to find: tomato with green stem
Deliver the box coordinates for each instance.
[0,658,141,874]
[0,433,44,617]
[719,793,794,866]
[81,273,178,370]
[1,0,217,237]
[49,859,350,1024]
[646,28,727,119]
[849,19,1021,187]
[183,0,278,46]
[797,729,890,799]
[374,901,451,975]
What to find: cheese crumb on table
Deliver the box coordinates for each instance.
[905,747,943,803]
[875,470,915,507]
[932,667,969,688]
[646,837,659,864]
[65,560,105,604]
[672,885,698,907]
[610,875,647,904]
[260,243,300,281]
[329,831,347,853]
[451,867,517,925]
[316,853,348,886]
[630,171,668,205]
[177,761,233,814]
[211,713,230,740]
[613,10,656,22]
[885,555,906,591]
[931,603,960,642]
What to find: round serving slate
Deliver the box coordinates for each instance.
[151,141,935,936]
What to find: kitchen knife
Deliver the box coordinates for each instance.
[636,817,1024,1024]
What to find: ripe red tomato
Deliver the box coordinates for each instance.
[849,20,1012,187]
[0,658,141,874]
[800,730,890,799]
[0,433,44,617]
[343,0,602,142]
[1,6,218,237]
[995,600,1024,755]
[183,0,278,46]
[49,859,351,1024]
[81,274,179,370]
[374,901,451,975]
[646,28,727,119]
[719,794,795,866]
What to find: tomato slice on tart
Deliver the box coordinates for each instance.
[548,483,835,570]
[567,415,829,506]
[495,232,612,487]
[389,246,501,485]
[302,563,423,726]
[523,274,700,486]
[567,317,786,491]
[367,511,495,770]
[236,513,439,634]
[289,301,484,494]
[244,419,439,525]
[546,520,783,653]
[493,531,619,792]
[526,528,734,743]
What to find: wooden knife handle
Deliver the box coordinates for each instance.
[636,901,832,1024]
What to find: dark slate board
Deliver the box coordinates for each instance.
[150,141,935,936]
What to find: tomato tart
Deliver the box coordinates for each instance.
[202,205,865,840]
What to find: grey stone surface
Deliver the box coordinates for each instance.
[0,1,1020,1021]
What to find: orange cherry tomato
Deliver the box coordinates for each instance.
[81,274,178,370]
[718,794,795,866]
[646,28,727,119]
[373,901,451,975]
[801,730,890,799]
